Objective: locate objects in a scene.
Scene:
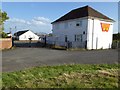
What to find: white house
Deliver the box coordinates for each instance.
[14,30,39,40]
[7,32,12,37]
[51,5,114,50]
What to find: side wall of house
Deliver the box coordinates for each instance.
[87,18,113,49]
[52,18,88,47]
[19,31,39,40]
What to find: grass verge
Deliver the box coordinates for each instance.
[2,64,120,88]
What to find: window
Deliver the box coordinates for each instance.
[80,35,82,42]
[76,23,80,26]
[65,35,67,42]
[83,31,85,34]
[77,35,81,41]
[76,20,82,27]
[75,35,77,41]
[75,34,82,42]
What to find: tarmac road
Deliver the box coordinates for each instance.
[2,48,118,72]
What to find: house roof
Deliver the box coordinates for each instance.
[52,5,114,23]
[14,30,29,36]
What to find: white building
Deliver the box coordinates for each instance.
[14,30,39,40]
[7,32,12,37]
[51,5,114,50]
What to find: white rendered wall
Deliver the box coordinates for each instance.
[52,18,113,49]
[19,30,39,40]
[52,18,88,47]
[87,18,113,50]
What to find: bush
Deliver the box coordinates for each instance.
[0,32,8,38]
[112,40,119,49]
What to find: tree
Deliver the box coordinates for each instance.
[0,10,9,38]
[48,33,53,37]
[113,33,120,41]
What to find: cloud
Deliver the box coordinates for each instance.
[33,17,51,24]
[4,17,52,34]
[8,18,26,23]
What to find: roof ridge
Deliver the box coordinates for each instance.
[87,6,113,21]
[14,30,29,36]
[52,5,114,23]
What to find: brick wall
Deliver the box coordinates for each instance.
[0,38,12,49]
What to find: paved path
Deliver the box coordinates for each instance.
[2,48,118,72]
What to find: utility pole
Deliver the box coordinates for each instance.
[14,26,17,39]
[9,27,12,34]
[15,26,17,35]
[15,26,17,32]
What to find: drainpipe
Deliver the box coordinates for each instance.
[92,19,94,50]
[96,37,98,49]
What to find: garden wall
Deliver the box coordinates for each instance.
[0,37,12,49]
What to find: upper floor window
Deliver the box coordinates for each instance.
[76,20,82,27]
[83,31,85,34]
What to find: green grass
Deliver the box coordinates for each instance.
[2,64,120,88]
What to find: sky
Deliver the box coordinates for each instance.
[2,2,118,34]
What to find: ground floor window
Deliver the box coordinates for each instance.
[65,35,68,42]
[74,34,82,42]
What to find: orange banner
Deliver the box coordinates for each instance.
[101,23,110,32]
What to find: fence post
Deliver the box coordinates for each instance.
[28,37,32,47]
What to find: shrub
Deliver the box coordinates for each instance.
[0,32,8,38]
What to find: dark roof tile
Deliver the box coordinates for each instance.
[14,30,29,36]
[52,5,114,23]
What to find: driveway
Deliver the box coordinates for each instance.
[2,48,118,72]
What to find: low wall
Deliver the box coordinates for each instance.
[0,38,12,49]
